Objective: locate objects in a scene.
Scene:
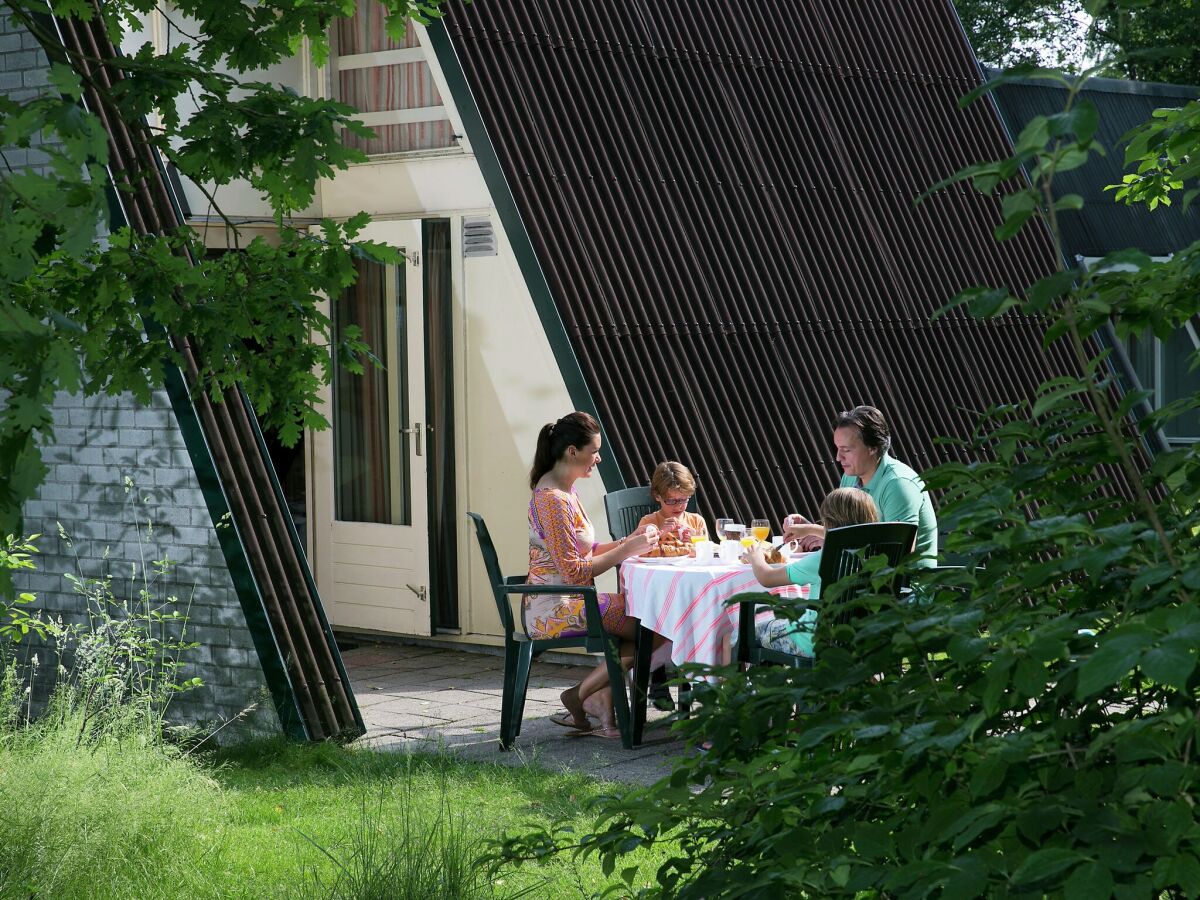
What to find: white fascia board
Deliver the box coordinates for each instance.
[414,22,470,153]
[336,47,427,70]
[352,106,451,127]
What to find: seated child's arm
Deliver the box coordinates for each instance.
[748,546,792,588]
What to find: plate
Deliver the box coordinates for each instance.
[634,554,692,565]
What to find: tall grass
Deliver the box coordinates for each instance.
[298,769,520,900]
[0,683,224,899]
[0,522,221,899]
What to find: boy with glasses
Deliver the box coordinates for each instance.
[636,461,707,544]
[636,461,707,710]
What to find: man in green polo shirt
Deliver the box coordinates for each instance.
[784,405,938,567]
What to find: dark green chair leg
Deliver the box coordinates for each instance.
[631,625,653,745]
[500,639,520,750]
[677,679,691,715]
[602,634,634,749]
[512,642,534,738]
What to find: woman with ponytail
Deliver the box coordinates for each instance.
[527,411,658,738]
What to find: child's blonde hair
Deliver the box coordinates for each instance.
[650,461,696,499]
[819,487,879,531]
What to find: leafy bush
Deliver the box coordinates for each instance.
[0,534,46,642]
[494,67,1200,898]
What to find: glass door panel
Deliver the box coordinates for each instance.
[333,257,412,525]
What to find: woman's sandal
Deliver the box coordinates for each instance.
[550,710,593,730]
[566,725,622,739]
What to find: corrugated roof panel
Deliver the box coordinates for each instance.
[443,0,1132,524]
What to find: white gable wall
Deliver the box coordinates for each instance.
[314,27,617,643]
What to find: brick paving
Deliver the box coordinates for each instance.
[342,641,689,785]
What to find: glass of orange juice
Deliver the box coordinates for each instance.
[751,518,770,543]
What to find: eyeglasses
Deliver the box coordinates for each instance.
[660,496,691,507]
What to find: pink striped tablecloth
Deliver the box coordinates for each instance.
[621,557,811,669]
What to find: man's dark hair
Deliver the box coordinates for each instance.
[833,405,892,456]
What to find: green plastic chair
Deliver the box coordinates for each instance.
[734,521,918,669]
[466,512,635,750]
[602,486,699,540]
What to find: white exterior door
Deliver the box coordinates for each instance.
[311,219,431,635]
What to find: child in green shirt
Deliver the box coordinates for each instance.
[745,488,880,658]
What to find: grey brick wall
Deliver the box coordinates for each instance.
[17,390,283,741]
[0,11,58,174]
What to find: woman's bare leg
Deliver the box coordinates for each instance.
[559,684,591,730]
[578,638,635,731]
[560,596,642,732]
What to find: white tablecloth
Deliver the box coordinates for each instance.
[621,557,810,669]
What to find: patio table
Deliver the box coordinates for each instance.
[622,555,811,743]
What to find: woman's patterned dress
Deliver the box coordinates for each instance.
[525,486,625,639]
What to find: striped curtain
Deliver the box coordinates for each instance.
[337,4,456,154]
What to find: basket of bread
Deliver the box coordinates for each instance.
[641,528,693,558]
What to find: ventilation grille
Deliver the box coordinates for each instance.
[462,216,497,257]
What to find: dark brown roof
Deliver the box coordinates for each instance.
[441,0,1087,525]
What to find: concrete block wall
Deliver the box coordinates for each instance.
[16,389,283,740]
[1,10,59,173]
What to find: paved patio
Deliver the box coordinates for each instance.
[341,641,689,785]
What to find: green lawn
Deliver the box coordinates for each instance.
[0,723,673,899]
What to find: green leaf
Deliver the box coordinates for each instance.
[965,287,1019,319]
[1032,384,1087,418]
[1076,627,1155,699]
[46,64,84,100]
[1170,852,1200,896]
[1014,116,1051,156]
[994,209,1035,241]
[1014,656,1047,697]
[1026,269,1077,312]
[949,802,1009,850]
[1071,99,1100,145]
[1011,847,1084,885]
[1140,641,1197,691]
[1064,861,1113,900]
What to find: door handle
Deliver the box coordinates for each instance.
[400,422,423,456]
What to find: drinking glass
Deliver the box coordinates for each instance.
[751,518,770,543]
[715,518,733,542]
[735,524,753,549]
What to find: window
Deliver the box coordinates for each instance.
[1127,323,1200,444]
[334,4,457,155]
[1081,256,1200,445]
